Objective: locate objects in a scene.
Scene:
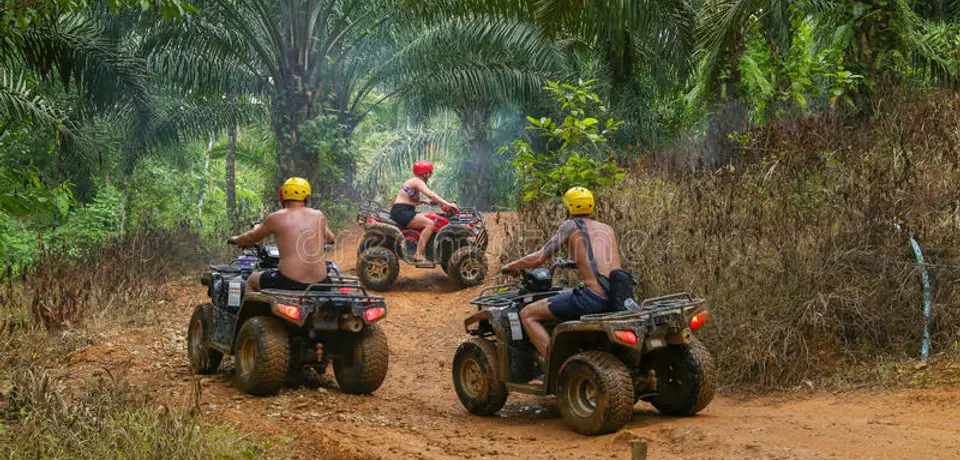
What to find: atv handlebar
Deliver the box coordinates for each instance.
[553,258,577,272]
[500,258,576,276]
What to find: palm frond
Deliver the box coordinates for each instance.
[0,69,65,132]
[13,13,151,111]
[380,14,565,115]
[358,122,464,197]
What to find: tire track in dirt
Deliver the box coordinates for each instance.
[68,213,960,459]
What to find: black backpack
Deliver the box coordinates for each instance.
[573,218,640,312]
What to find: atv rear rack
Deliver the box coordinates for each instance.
[639,292,705,310]
[357,200,394,225]
[579,293,704,321]
[260,276,385,306]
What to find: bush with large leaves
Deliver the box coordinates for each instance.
[505,80,625,202]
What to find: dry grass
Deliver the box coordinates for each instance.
[0,369,263,459]
[0,229,269,459]
[502,92,960,390]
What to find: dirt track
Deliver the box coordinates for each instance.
[69,214,960,459]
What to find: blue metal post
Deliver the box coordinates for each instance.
[906,235,933,362]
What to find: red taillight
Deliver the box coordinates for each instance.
[276,304,301,321]
[338,287,354,293]
[690,312,707,330]
[614,330,638,345]
[364,307,385,322]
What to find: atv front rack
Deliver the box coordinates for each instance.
[469,283,518,307]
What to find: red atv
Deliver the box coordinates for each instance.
[356,200,488,290]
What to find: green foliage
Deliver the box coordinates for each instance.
[51,186,123,257]
[300,113,353,195]
[737,12,865,124]
[0,214,40,276]
[504,80,625,201]
[0,168,73,219]
[1,0,197,23]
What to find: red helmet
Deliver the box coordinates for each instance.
[413,160,434,176]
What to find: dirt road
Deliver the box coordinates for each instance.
[70,214,960,459]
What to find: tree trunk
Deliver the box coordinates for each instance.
[272,77,317,202]
[226,124,238,227]
[456,102,494,211]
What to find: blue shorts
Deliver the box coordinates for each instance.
[547,288,611,321]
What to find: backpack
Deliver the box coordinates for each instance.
[573,218,640,312]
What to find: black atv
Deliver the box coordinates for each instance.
[452,260,715,435]
[187,243,389,396]
[355,200,488,290]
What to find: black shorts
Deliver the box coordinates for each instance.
[390,203,417,228]
[259,269,327,291]
[547,287,611,321]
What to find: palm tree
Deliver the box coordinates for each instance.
[147,0,392,197]
[379,13,565,210]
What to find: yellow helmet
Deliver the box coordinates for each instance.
[562,186,594,215]
[280,177,311,202]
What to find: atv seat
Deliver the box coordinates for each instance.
[210,265,243,274]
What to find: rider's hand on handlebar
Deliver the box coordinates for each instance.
[499,265,517,276]
[227,237,254,249]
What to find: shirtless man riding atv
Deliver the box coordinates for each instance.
[227,177,336,291]
[501,187,622,359]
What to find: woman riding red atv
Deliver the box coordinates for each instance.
[390,161,456,262]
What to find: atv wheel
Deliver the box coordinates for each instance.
[358,247,399,291]
[187,303,223,374]
[234,316,290,396]
[452,338,508,415]
[557,351,634,436]
[333,324,389,394]
[448,246,487,287]
[640,337,716,416]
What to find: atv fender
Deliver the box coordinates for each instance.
[463,310,492,332]
[233,294,299,352]
[360,223,406,257]
[435,224,477,264]
[545,322,644,393]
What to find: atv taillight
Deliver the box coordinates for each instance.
[364,306,386,322]
[614,330,638,345]
[338,287,354,293]
[276,304,301,321]
[689,312,707,330]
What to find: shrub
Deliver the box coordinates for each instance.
[502,80,625,202]
[52,186,124,258]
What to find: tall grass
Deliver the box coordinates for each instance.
[1,369,262,459]
[502,93,960,389]
[0,229,265,459]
